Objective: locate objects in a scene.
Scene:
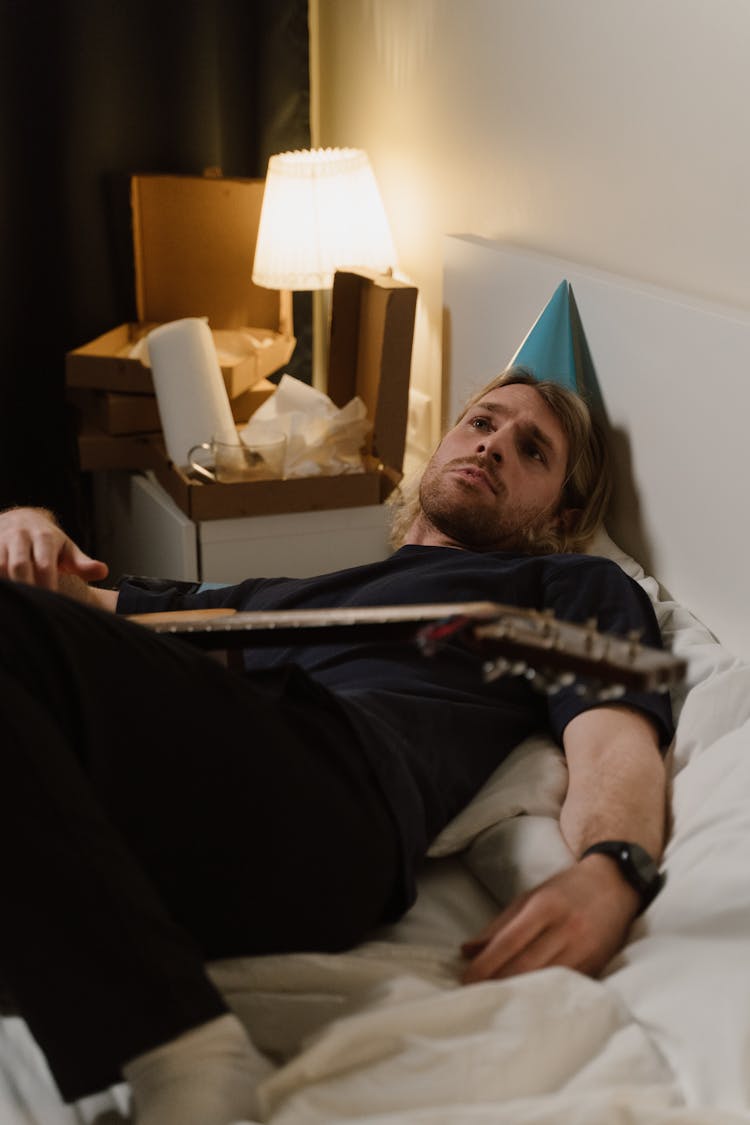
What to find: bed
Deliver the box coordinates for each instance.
[4,238,750,1124]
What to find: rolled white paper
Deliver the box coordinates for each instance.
[146,317,238,468]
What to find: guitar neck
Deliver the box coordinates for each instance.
[129,601,686,695]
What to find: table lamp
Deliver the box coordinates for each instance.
[252,147,397,385]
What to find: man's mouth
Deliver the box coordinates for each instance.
[450,463,498,495]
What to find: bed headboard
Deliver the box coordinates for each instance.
[443,235,749,662]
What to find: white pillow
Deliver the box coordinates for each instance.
[584,526,646,580]
[427,734,568,858]
[465,815,574,904]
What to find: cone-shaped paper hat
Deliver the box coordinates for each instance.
[510,280,603,412]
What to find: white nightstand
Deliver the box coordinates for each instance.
[93,471,395,584]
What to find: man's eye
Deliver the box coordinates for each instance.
[470,417,491,431]
[525,443,546,463]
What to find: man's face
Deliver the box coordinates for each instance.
[417,383,571,551]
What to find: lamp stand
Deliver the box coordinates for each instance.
[312,288,331,391]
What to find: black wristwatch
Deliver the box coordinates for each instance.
[580,840,665,915]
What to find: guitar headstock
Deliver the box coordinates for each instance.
[417,606,685,696]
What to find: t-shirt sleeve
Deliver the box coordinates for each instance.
[543,557,675,749]
[116,575,266,616]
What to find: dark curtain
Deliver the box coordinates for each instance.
[0,0,311,541]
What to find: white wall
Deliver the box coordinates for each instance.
[315,0,750,439]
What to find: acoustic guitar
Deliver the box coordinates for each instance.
[128,601,686,698]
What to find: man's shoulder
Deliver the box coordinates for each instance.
[407,546,632,585]
[482,549,628,581]
[542,549,640,593]
[541,550,659,636]
[547,550,625,574]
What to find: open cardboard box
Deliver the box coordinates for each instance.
[67,322,291,398]
[151,269,417,521]
[69,379,277,439]
[67,174,295,465]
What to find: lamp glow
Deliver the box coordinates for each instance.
[252,147,397,291]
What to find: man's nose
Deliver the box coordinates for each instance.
[475,429,505,463]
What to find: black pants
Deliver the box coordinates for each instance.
[0,580,401,1101]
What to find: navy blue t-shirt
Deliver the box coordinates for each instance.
[118,547,674,903]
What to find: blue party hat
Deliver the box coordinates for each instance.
[511,280,603,411]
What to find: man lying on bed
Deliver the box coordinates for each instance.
[0,367,672,1125]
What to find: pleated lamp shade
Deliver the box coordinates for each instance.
[252,147,397,291]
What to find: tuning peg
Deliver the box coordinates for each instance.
[596,684,627,701]
[482,658,511,682]
[539,608,557,636]
[541,670,577,695]
[583,618,599,653]
[526,669,560,696]
[626,629,643,660]
[482,657,531,682]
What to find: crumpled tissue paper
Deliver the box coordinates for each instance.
[241,374,371,479]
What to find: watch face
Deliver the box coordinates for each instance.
[582,840,665,912]
[627,843,660,885]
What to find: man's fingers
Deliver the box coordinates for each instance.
[462,920,569,983]
[6,534,54,587]
[460,895,528,957]
[0,510,105,590]
[24,535,107,588]
[462,896,552,983]
[60,541,109,581]
[0,530,108,590]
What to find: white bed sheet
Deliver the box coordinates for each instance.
[2,535,749,1124]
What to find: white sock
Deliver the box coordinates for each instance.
[122,1013,274,1125]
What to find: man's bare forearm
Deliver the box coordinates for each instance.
[560,705,668,861]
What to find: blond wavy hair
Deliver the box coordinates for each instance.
[388,366,611,554]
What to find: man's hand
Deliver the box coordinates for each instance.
[461,705,667,984]
[460,853,640,983]
[463,706,670,990]
[0,507,109,591]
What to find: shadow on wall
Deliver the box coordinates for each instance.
[441,305,453,429]
[364,0,437,90]
[605,423,665,591]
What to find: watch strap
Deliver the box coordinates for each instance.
[580,840,665,914]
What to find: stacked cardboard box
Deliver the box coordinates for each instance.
[66,173,294,471]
